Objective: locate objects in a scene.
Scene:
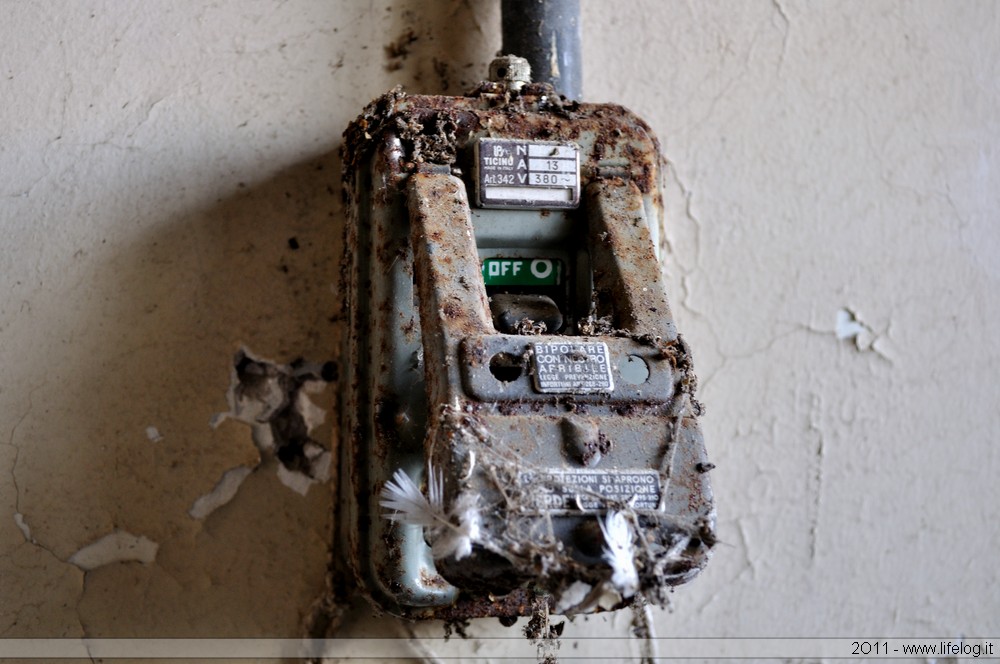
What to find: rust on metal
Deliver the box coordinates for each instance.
[338,79,714,620]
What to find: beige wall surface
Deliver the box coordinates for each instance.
[2,0,998,661]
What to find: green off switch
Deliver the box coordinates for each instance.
[481,258,562,286]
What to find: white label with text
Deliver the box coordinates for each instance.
[476,139,580,209]
[517,469,662,512]
[532,341,614,394]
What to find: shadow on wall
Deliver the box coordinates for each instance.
[10,153,345,637]
[7,0,504,641]
[377,0,502,95]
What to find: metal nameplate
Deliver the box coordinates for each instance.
[532,341,614,394]
[476,138,580,209]
[517,469,662,512]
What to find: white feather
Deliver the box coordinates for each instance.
[599,511,639,598]
[379,468,445,528]
[431,491,481,560]
[380,465,482,560]
[426,465,445,513]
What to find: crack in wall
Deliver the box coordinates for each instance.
[697,327,797,394]
[6,382,44,542]
[5,381,157,641]
[806,392,824,565]
[770,0,791,73]
[663,159,703,283]
[736,518,757,581]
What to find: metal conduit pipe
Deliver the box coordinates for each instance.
[501,0,582,99]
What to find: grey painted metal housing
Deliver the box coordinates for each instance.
[339,81,714,620]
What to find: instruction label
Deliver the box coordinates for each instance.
[517,469,661,512]
[532,341,614,394]
[476,138,580,209]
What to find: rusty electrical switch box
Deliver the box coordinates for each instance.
[338,58,715,620]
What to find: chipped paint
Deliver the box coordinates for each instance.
[212,347,333,493]
[835,307,870,346]
[13,512,33,543]
[188,466,254,520]
[68,531,159,571]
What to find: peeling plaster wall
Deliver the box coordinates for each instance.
[2,0,998,659]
